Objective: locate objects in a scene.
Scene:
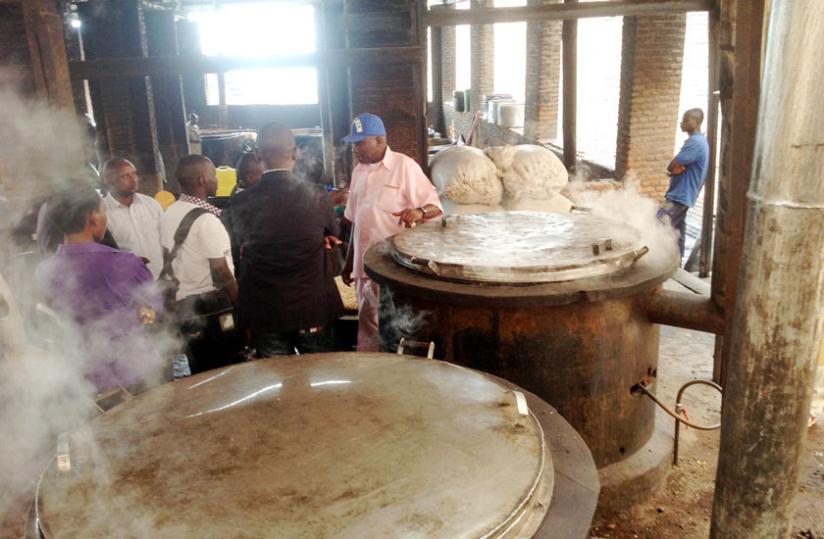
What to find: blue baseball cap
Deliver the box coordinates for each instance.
[342,113,386,143]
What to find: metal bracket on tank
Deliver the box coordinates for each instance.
[500,390,530,426]
[56,433,71,474]
[94,386,133,413]
[396,338,435,359]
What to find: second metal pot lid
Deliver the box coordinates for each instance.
[391,211,648,284]
[36,353,553,538]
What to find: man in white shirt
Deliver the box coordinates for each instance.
[160,154,238,373]
[102,158,164,278]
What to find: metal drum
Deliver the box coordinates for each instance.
[391,212,649,284]
[364,212,679,514]
[32,353,598,538]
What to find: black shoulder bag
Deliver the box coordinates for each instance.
[158,207,209,309]
[159,208,236,336]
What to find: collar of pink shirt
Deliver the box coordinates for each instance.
[356,146,398,173]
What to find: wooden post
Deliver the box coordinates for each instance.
[710,0,765,386]
[21,0,74,110]
[429,6,446,136]
[699,7,720,278]
[413,0,429,170]
[562,0,577,170]
[217,71,228,129]
[710,2,824,536]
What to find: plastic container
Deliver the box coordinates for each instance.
[498,102,525,128]
[215,166,237,197]
[452,90,465,112]
[489,98,516,125]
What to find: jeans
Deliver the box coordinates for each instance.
[253,325,334,357]
[657,199,689,260]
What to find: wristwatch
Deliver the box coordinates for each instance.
[418,206,428,217]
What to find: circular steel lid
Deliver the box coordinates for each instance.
[392,211,649,284]
[36,354,553,538]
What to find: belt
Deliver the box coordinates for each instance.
[298,326,324,336]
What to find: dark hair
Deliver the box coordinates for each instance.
[100,157,133,179]
[50,186,103,234]
[175,154,212,190]
[235,152,259,178]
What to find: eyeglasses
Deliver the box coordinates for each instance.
[241,140,257,154]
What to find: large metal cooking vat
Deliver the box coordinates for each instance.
[32,353,598,538]
[364,212,679,513]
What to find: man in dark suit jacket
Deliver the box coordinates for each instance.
[224,122,343,356]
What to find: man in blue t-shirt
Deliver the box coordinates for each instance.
[658,108,710,260]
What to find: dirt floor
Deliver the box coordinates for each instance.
[590,283,824,538]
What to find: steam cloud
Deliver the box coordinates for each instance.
[0,87,183,531]
[566,172,680,268]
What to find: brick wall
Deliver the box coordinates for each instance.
[443,103,613,179]
[344,0,427,166]
[524,0,561,141]
[79,0,164,194]
[429,18,445,134]
[615,14,687,200]
[470,0,494,113]
[0,5,35,97]
[145,9,188,187]
[440,8,455,104]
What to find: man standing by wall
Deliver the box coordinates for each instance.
[187,113,202,155]
[160,155,238,373]
[102,158,164,278]
[658,108,710,261]
[340,113,443,352]
[226,123,343,356]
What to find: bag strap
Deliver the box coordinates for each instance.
[159,207,209,283]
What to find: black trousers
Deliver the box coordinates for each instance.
[185,314,244,374]
[252,326,334,358]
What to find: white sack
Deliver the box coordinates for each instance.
[441,199,506,215]
[483,145,517,174]
[501,192,574,214]
[430,146,503,205]
[499,145,569,201]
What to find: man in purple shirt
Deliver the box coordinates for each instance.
[36,187,164,393]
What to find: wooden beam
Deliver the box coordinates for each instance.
[562,0,577,170]
[424,0,711,27]
[712,0,765,387]
[21,0,74,109]
[69,46,425,81]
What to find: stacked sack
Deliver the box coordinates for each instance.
[430,146,505,215]
[485,144,573,213]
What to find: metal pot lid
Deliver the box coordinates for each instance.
[36,354,553,538]
[392,211,649,284]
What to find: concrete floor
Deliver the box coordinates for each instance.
[591,281,824,538]
[3,279,822,537]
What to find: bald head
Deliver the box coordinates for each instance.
[257,122,296,171]
[176,154,216,198]
[685,108,704,125]
[680,108,705,135]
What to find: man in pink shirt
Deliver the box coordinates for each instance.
[341,113,443,351]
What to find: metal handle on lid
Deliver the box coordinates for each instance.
[500,390,529,426]
[396,337,436,359]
